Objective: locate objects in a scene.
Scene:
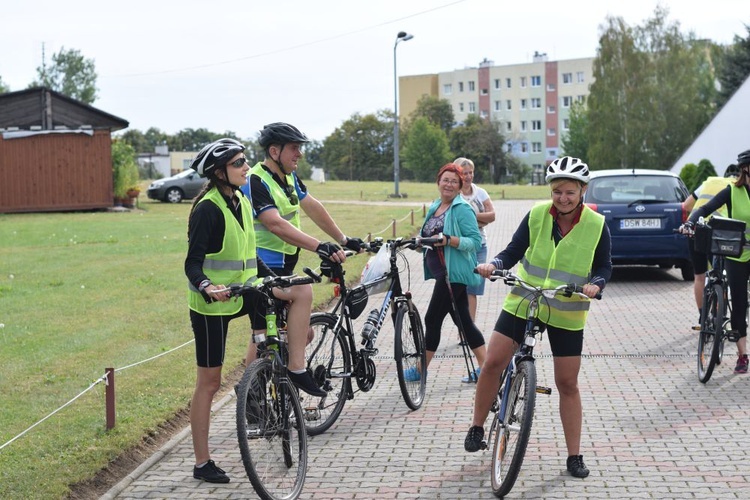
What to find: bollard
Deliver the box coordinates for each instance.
[367,232,372,242]
[392,219,396,238]
[410,209,414,226]
[422,204,426,217]
[105,367,115,430]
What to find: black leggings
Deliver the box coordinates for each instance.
[424,278,485,351]
[725,258,750,339]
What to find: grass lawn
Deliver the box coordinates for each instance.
[0,181,547,498]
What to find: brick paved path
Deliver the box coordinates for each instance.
[104,200,749,499]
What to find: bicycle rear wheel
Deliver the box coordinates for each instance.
[303,313,351,436]
[491,360,536,498]
[394,302,427,410]
[698,283,723,383]
[237,358,307,500]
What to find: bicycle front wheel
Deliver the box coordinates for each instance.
[237,358,307,500]
[394,302,427,410]
[698,283,723,383]
[303,313,351,436]
[491,360,536,498]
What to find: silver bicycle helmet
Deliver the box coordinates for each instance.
[545,156,590,184]
[190,138,245,177]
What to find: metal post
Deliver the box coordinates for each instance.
[105,367,115,430]
[393,32,413,198]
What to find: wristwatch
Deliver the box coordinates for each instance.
[339,235,348,245]
[198,279,212,292]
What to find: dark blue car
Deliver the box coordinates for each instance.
[584,169,693,281]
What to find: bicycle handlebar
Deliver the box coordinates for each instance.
[482,268,602,300]
[207,267,322,299]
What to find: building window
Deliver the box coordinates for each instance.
[495,100,503,111]
[562,96,573,107]
[547,83,556,91]
[531,75,541,87]
[520,99,527,110]
[532,142,542,153]
[469,101,476,113]
[494,78,501,89]
[577,95,586,103]
[562,73,572,84]
[547,105,556,113]
[443,83,452,95]
[531,98,541,109]
[506,100,512,110]
[481,88,488,95]
[520,76,527,88]
[459,102,464,112]
[577,71,585,83]
[547,128,556,136]
[468,81,475,91]
[480,110,488,118]
[563,118,570,130]
[505,122,512,132]
[520,121,527,132]
[521,142,529,153]
[458,81,464,92]
[532,120,541,131]
[506,78,512,88]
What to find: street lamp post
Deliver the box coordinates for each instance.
[393,31,413,197]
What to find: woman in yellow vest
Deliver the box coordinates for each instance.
[464,157,612,479]
[185,138,320,484]
[684,150,750,375]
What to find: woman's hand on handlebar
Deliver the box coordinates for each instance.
[206,285,232,302]
[581,283,601,299]
[475,263,497,279]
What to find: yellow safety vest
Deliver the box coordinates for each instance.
[250,162,302,256]
[503,201,604,330]
[694,177,733,217]
[188,188,259,315]
[728,184,750,263]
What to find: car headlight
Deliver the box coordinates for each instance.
[150,181,165,188]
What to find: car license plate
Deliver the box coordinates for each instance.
[620,218,661,229]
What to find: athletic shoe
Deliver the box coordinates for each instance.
[734,354,749,374]
[464,425,485,452]
[288,370,327,397]
[461,367,481,383]
[193,459,230,483]
[566,455,590,478]
[403,366,424,382]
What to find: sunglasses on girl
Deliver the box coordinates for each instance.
[228,157,248,168]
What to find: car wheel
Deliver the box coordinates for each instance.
[165,188,183,203]
[680,261,694,282]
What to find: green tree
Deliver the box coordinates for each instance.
[322,111,393,181]
[717,24,750,108]
[679,163,698,191]
[302,140,324,170]
[0,76,9,93]
[587,7,714,170]
[449,115,521,184]
[402,117,452,181]
[31,47,98,104]
[406,95,455,134]
[112,139,140,198]
[560,101,590,164]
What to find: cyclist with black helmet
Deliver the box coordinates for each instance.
[681,149,750,374]
[185,138,322,484]
[465,156,612,479]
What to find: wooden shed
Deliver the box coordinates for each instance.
[0,87,129,213]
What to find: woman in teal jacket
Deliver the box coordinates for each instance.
[404,163,486,382]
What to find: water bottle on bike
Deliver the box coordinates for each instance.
[360,309,380,344]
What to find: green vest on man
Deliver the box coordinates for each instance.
[250,162,302,256]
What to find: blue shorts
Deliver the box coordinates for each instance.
[467,244,488,296]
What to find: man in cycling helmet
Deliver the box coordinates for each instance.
[466,156,612,479]
[683,148,750,374]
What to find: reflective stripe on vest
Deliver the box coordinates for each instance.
[250,162,301,256]
[694,177,732,218]
[728,185,750,263]
[503,201,604,330]
[187,188,259,315]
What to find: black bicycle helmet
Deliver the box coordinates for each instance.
[725,163,739,178]
[737,149,750,167]
[258,122,309,149]
[545,156,590,184]
[190,138,245,177]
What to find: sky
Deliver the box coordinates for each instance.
[1,1,746,143]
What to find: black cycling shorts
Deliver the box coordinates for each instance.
[493,309,584,357]
[689,238,710,275]
[190,295,260,368]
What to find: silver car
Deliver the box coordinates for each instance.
[146,170,206,203]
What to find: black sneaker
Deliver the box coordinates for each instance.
[566,455,590,478]
[464,425,485,452]
[193,459,230,483]
[288,370,327,397]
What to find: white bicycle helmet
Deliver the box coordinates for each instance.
[545,156,590,184]
[190,138,245,177]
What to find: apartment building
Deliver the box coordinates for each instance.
[400,52,594,179]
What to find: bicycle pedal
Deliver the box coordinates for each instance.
[480,440,488,451]
[536,386,552,395]
[726,330,740,342]
[303,408,321,421]
[691,325,701,331]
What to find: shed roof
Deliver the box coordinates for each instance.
[0,87,128,132]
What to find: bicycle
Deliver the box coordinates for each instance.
[481,269,599,498]
[689,217,746,383]
[301,235,443,436]
[213,270,320,500]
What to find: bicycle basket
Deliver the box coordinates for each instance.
[345,285,369,319]
[708,216,745,257]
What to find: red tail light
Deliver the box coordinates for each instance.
[585,202,598,211]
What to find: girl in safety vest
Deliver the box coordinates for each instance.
[684,149,750,375]
[185,138,321,485]
[465,157,612,479]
